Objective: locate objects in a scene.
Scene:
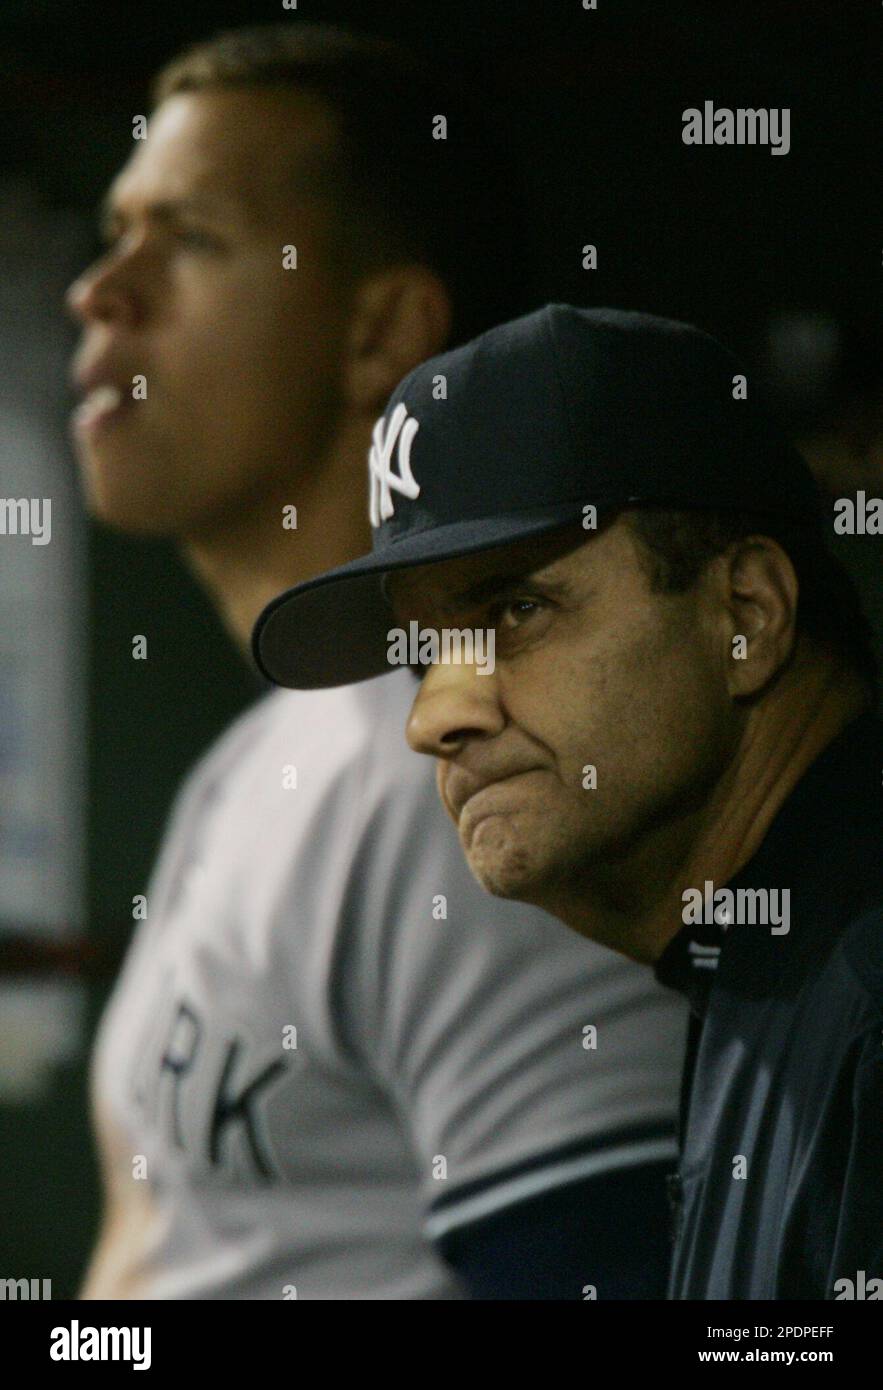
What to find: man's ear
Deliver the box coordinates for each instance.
[720,537,800,697]
[342,267,452,413]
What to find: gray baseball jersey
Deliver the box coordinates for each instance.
[91,670,687,1299]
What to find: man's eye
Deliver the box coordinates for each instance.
[174,226,221,251]
[494,597,542,627]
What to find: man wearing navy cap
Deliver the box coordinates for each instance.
[256,305,883,1300]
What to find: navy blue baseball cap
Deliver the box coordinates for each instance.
[253,304,823,689]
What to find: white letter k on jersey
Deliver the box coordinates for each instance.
[369,403,420,527]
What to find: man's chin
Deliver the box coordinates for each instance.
[461,816,549,902]
[80,467,197,539]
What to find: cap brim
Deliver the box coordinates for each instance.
[253,501,599,689]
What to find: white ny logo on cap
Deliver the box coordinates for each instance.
[369,402,420,527]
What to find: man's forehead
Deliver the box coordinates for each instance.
[107,87,340,221]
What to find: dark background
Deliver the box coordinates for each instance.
[0,0,879,1295]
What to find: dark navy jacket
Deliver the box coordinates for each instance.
[656,710,883,1300]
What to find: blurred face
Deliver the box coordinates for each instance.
[67,87,351,536]
[390,520,740,908]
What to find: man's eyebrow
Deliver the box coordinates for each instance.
[447,569,571,612]
[383,565,574,616]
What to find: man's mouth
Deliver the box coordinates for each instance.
[72,383,134,438]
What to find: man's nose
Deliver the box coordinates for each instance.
[406,661,504,757]
[65,251,141,329]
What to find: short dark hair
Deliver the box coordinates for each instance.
[153,23,533,345]
[625,506,879,695]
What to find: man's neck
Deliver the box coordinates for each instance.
[547,656,871,964]
[183,423,372,655]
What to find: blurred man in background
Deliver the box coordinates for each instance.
[66,25,686,1299]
